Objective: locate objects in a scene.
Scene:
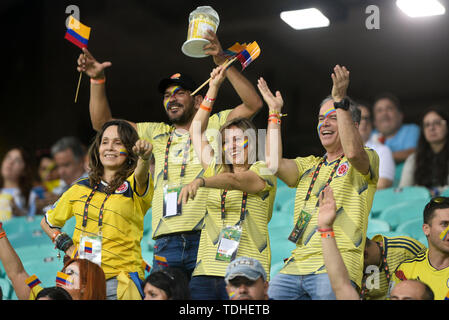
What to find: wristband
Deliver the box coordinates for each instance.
[204,96,216,103]
[268,117,281,125]
[200,104,212,112]
[198,177,206,187]
[52,230,62,243]
[317,228,333,233]
[90,77,106,84]
[55,232,74,252]
[0,231,6,239]
[321,231,335,238]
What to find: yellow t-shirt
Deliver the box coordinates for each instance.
[391,249,449,300]
[136,109,232,239]
[363,235,427,300]
[281,148,379,287]
[192,161,276,279]
[45,173,153,280]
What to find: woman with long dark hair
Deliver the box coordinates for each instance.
[0,147,38,219]
[40,119,154,300]
[399,106,449,195]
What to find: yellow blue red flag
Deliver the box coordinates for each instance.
[65,16,91,49]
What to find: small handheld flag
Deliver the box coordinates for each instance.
[64,15,91,103]
[56,271,73,286]
[190,41,261,96]
[25,274,41,289]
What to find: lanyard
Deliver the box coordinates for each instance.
[82,184,111,229]
[360,241,390,298]
[220,190,248,225]
[304,155,344,202]
[163,129,191,181]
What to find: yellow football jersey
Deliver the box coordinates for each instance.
[136,109,232,239]
[45,173,153,280]
[281,148,379,288]
[192,161,277,279]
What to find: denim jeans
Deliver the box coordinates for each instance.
[151,232,201,280]
[268,273,337,300]
[189,275,229,300]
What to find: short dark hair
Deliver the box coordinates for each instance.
[373,92,402,112]
[423,197,449,225]
[319,95,361,124]
[51,136,86,162]
[35,286,73,300]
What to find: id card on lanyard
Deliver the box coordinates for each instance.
[215,190,248,262]
[162,130,191,218]
[78,184,110,266]
[288,155,343,244]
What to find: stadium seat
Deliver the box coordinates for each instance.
[273,189,296,212]
[440,188,449,197]
[367,219,391,234]
[377,199,428,230]
[269,226,295,265]
[395,218,424,242]
[370,186,431,218]
[143,208,152,236]
[270,261,285,279]
[392,162,404,189]
[61,216,77,236]
[0,278,13,300]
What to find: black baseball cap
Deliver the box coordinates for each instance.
[158,73,198,94]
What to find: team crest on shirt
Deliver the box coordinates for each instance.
[115,182,129,194]
[336,161,349,177]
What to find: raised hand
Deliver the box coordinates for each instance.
[177,179,203,205]
[209,65,227,89]
[203,30,226,66]
[317,186,337,229]
[132,139,153,161]
[331,65,350,102]
[257,77,284,111]
[77,48,112,79]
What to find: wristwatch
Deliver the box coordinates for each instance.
[334,97,350,111]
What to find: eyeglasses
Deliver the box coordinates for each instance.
[423,119,447,129]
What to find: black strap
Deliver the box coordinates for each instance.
[220,190,248,224]
[360,240,390,298]
[163,130,191,181]
[82,184,111,229]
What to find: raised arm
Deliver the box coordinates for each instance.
[317,187,360,300]
[77,48,136,131]
[190,65,227,170]
[257,77,299,187]
[132,139,153,195]
[0,223,32,300]
[203,31,263,120]
[332,65,369,175]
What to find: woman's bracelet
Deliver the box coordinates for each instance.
[204,95,216,103]
[198,177,206,187]
[55,232,74,252]
[90,77,106,84]
[0,231,6,240]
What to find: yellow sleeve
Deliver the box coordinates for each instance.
[136,122,160,144]
[45,187,75,228]
[362,147,380,184]
[203,157,225,179]
[293,156,320,188]
[248,161,276,195]
[129,173,154,214]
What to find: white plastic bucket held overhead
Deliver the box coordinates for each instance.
[181,6,220,58]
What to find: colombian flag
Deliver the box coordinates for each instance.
[142,260,152,273]
[84,241,93,254]
[65,16,91,49]
[440,225,449,241]
[25,274,41,289]
[56,272,73,286]
[223,41,261,70]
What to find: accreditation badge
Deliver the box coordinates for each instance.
[79,233,102,266]
[288,209,312,244]
[163,183,183,218]
[216,225,243,262]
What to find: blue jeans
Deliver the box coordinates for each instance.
[268,273,337,300]
[151,232,201,280]
[189,276,229,300]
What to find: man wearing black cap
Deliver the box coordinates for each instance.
[76,31,262,280]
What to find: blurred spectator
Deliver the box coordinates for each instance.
[51,136,87,193]
[143,268,191,300]
[372,93,420,163]
[399,106,449,196]
[391,196,449,300]
[362,235,426,300]
[224,256,269,300]
[0,147,38,219]
[358,103,395,189]
[35,286,73,300]
[389,279,434,300]
[0,222,106,300]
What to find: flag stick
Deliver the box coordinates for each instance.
[74,71,82,103]
[190,57,237,96]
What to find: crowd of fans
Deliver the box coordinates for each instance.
[0,31,448,301]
